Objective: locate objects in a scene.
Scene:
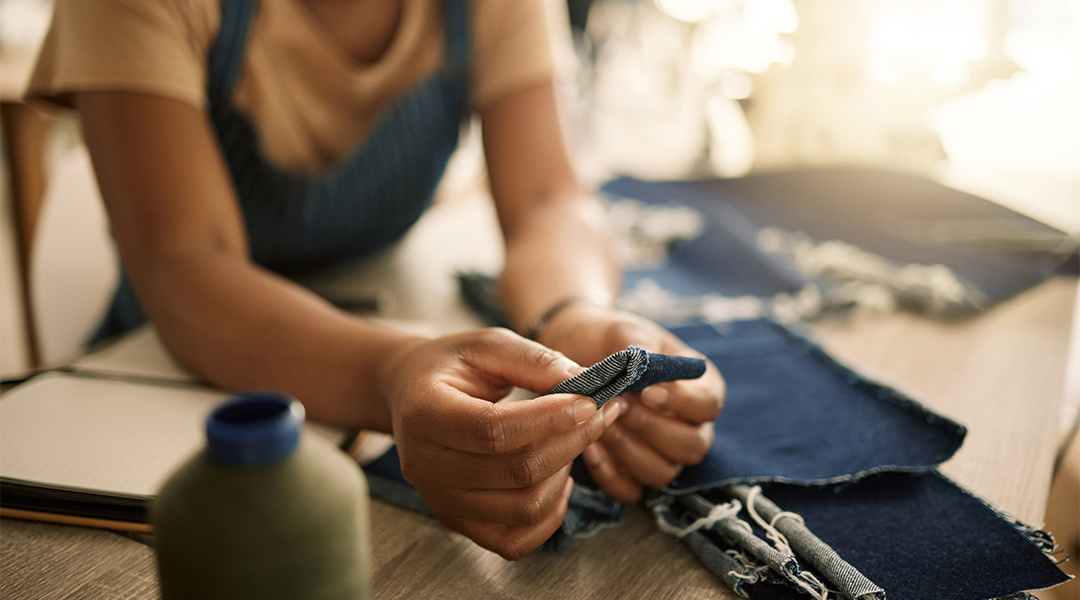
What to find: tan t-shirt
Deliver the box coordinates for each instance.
[28,0,561,172]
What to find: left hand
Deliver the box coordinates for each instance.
[536,304,725,504]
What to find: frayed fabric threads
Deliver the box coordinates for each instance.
[757,227,988,319]
[649,495,742,539]
[727,485,886,600]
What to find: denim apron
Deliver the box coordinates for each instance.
[93,0,470,341]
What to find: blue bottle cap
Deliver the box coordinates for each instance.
[206,393,305,467]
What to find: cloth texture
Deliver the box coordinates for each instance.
[450,168,1073,596]
[547,345,706,408]
[647,322,1067,599]
[28,0,560,172]
[364,319,1069,598]
[91,0,473,340]
[602,170,1076,319]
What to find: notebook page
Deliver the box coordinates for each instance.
[70,326,198,384]
[0,373,345,498]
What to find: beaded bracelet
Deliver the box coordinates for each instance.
[523,291,614,341]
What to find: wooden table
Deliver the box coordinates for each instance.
[1,196,1075,599]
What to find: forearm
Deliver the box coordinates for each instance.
[134,252,422,431]
[499,190,621,336]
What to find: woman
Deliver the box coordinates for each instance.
[28,0,724,559]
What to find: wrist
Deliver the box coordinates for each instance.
[523,291,615,341]
[365,332,431,433]
[532,297,619,349]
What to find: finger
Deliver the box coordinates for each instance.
[598,421,682,489]
[617,400,714,466]
[583,441,642,505]
[405,389,600,454]
[639,361,725,423]
[412,400,623,489]
[423,466,572,526]
[453,328,582,394]
[444,476,575,561]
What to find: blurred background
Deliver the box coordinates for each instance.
[0,0,1077,597]
[570,0,1079,233]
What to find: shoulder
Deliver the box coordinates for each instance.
[27,0,222,108]
[469,0,551,41]
[468,0,574,109]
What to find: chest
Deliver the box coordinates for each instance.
[296,0,404,63]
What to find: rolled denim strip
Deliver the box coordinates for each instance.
[547,346,707,408]
[681,494,803,583]
[681,530,762,596]
[725,484,886,600]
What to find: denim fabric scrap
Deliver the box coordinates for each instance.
[650,490,882,600]
[601,171,1075,318]
[649,493,803,597]
[650,321,1066,599]
[547,346,707,408]
[665,319,966,490]
[726,485,885,600]
[726,473,1071,600]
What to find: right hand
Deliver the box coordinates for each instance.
[377,328,622,560]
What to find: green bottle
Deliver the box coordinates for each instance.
[153,393,371,599]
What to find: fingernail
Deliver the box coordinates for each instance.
[583,444,603,467]
[641,386,669,409]
[553,354,581,374]
[572,396,598,424]
[602,398,624,423]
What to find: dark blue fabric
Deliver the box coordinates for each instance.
[627,352,707,392]
[363,320,1067,597]
[665,320,965,489]
[602,169,1077,314]
[547,346,706,408]
[650,322,1067,598]
[92,0,471,342]
[682,472,1070,600]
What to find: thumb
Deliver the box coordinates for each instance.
[459,328,583,395]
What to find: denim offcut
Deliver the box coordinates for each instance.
[601,171,1077,315]
[648,321,1067,599]
[547,346,706,408]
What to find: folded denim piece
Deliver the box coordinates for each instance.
[547,346,706,408]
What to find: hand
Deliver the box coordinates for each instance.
[377,328,622,560]
[538,305,725,504]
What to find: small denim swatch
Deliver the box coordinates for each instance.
[547,346,706,408]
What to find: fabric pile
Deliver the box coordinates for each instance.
[366,170,1074,598]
